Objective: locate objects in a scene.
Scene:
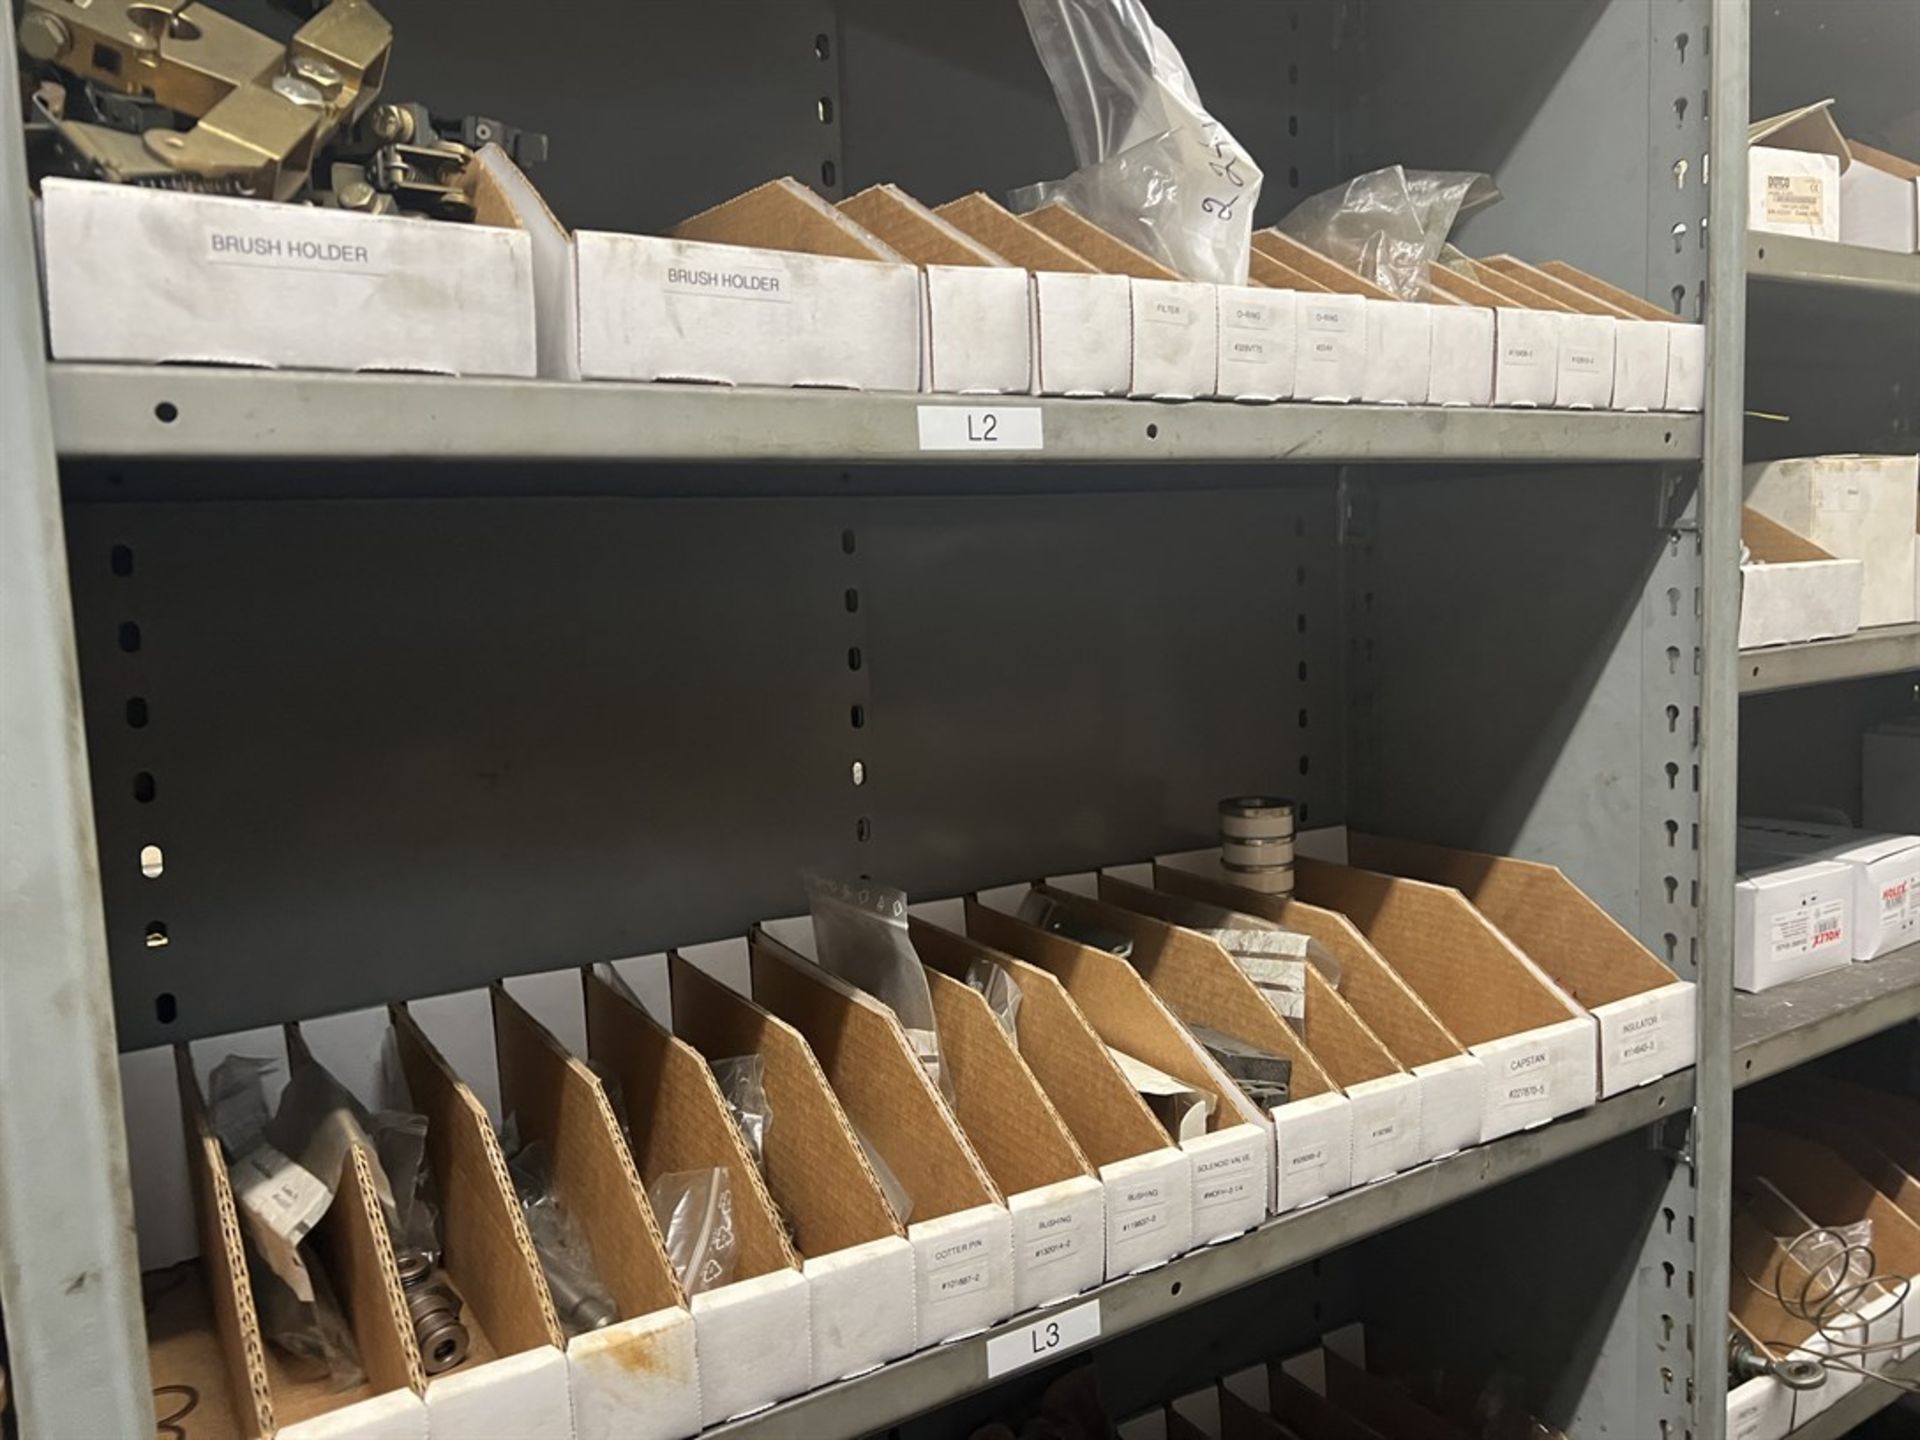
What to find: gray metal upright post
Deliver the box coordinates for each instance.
[1693,0,1751,1431]
[0,55,152,1437]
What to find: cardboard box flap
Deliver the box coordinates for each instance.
[1848,138,1920,181]
[1749,100,1851,167]
[1344,835,1679,1008]
[583,971,799,1280]
[1428,264,1513,309]
[1322,1350,1469,1440]
[1038,879,1339,1101]
[748,931,1002,1219]
[1253,231,1396,301]
[1728,1210,1820,1350]
[1291,859,1577,1043]
[390,1005,564,1356]
[1021,202,1181,281]
[909,915,1171,1167]
[172,1048,277,1438]
[1249,250,1331,292]
[923,965,1092,1193]
[1745,1089,1920,1225]
[1743,508,1839,564]
[1154,854,1470,1068]
[1537,261,1677,323]
[671,177,905,262]
[489,984,688,1321]
[935,193,1096,273]
[839,185,1008,268]
[666,952,902,1257]
[1092,872,1401,1092]
[964,891,1261,1133]
[1458,259,1572,312]
[1482,257,1628,318]
[1736,1125,1920,1269]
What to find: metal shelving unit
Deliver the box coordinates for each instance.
[0,1,1762,1437]
[1746,232,1920,298]
[1733,943,1920,1088]
[1740,624,1920,694]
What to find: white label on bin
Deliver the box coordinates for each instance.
[1764,174,1825,225]
[1306,306,1350,333]
[1113,1182,1170,1240]
[663,260,791,302]
[928,1260,988,1305]
[1145,296,1195,327]
[917,406,1044,452]
[1498,1048,1553,1111]
[1224,338,1274,364]
[1023,1212,1084,1271]
[1503,343,1542,368]
[1192,1149,1258,1212]
[1225,301,1280,332]
[1284,1141,1329,1175]
[986,1300,1101,1378]
[1616,1013,1666,1068]
[1564,346,1602,373]
[208,233,385,276]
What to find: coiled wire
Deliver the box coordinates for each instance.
[1737,1223,1920,1396]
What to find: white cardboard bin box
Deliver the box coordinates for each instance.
[1733,857,1854,992]
[1739,819,1920,961]
[1744,454,1920,629]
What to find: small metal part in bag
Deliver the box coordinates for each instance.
[543,1262,618,1335]
[1728,1332,1825,1391]
[1018,892,1135,958]
[1187,1022,1292,1110]
[394,1246,469,1374]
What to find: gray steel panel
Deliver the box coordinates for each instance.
[1748,234,1920,298]
[1740,626,1920,695]
[0,57,151,1440]
[1733,943,1920,1089]
[855,484,1346,894]
[49,366,1705,469]
[707,1072,1691,1439]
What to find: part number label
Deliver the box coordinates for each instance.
[917,406,1044,451]
[985,1300,1101,1378]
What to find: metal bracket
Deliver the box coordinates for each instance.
[1650,1111,1695,1167]
[1336,469,1374,546]
[1658,466,1701,531]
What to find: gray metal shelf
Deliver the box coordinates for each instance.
[47,364,1704,468]
[1733,943,1920,1089]
[1781,1352,1920,1440]
[708,1071,1693,1438]
[1739,624,1920,694]
[1747,232,1920,299]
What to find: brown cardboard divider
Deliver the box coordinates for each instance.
[1291,859,1575,1044]
[669,177,904,263]
[156,1047,277,1438]
[1020,202,1181,281]
[909,916,1171,1173]
[1321,1349,1468,1440]
[1253,230,1396,302]
[922,964,1093,1197]
[964,892,1262,1135]
[935,193,1096,273]
[1537,261,1677,322]
[1249,250,1330,292]
[1267,1364,1388,1440]
[1152,861,1469,1074]
[1094,874,1405,1096]
[747,930,1002,1221]
[666,952,902,1259]
[1743,1085,1920,1224]
[1745,507,1841,563]
[281,1025,427,1412]
[1482,256,1630,318]
[489,984,689,1325]
[582,971,800,1283]
[838,185,1008,268]
[1218,1385,1292,1440]
[1728,1209,1822,1361]
[1736,1125,1920,1270]
[389,1005,563,1365]
[1459,258,1573,312]
[1429,263,1524,310]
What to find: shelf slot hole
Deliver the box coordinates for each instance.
[140,844,164,879]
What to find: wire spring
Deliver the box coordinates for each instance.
[1737,1224,1920,1397]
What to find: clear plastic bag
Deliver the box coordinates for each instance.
[1278,166,1499,300]
[254,1260,365,1391]
[507,1138,619,1336]
[648,1168,740,1296]
[711,1054,771,1174]
[805,872,951,1100]
[1012,0,1262,284]
[851,1123,915,1225]
[965,957,1023,1042]
[1202,926,1341,1033]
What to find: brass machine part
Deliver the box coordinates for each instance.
[18,0,391,200]
[393,1247,470,1375]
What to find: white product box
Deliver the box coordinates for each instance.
[1552,312,1617,409]
[483,153,920,391]
[1665,323,1705,411]
[1214,285,1297,402]
[1129,279,1219,400]
[1359,299,1432,405]
[1427,304,1496,406]
[1734,858,1854,991]
[40,174,536,377]
[922,266,1034,394]
[1744,454,1920,628]
[1728,1373,1794,1440]
[1865,718,1920,833]
[1840,140,1920,254]
[1606,321,1669,412]
[1490,307,1560,408]
[1739,820,1920,960]
[1032,272,1134,396]
[1738,508,1865,649]
[1294,292,1367,402]
[1749,101,1850,242]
